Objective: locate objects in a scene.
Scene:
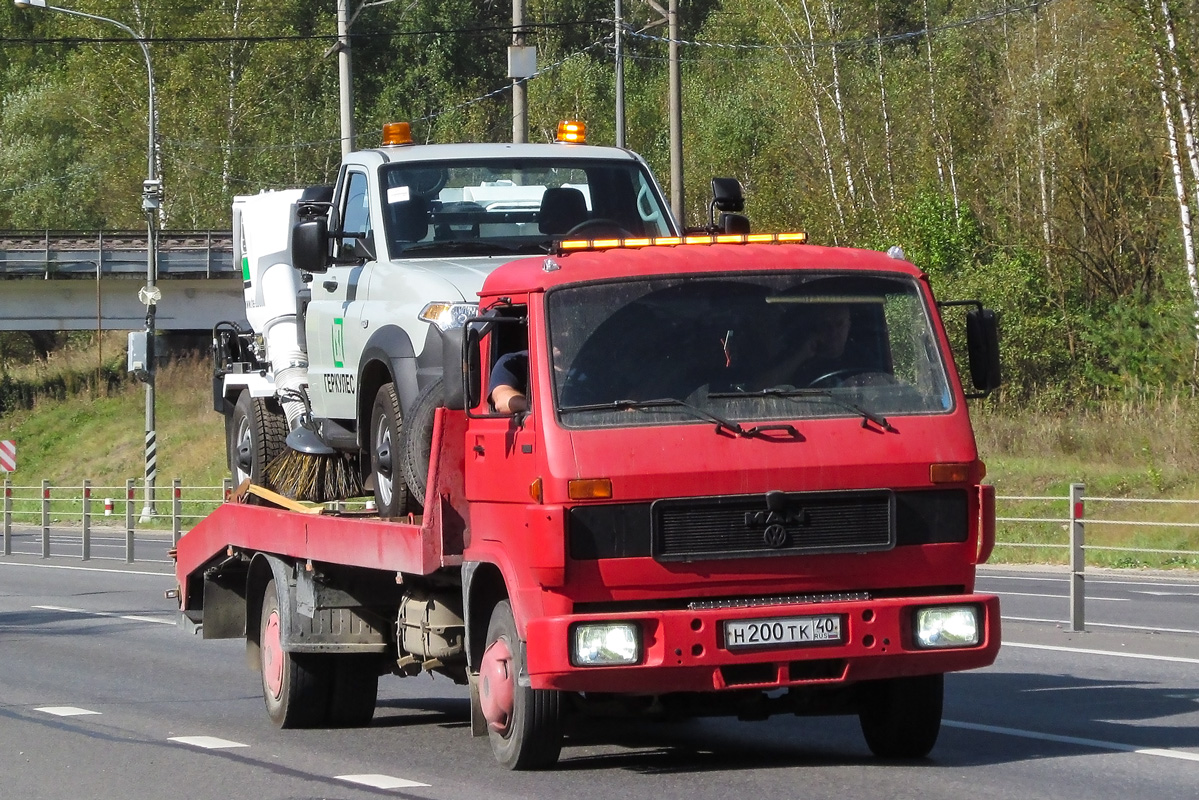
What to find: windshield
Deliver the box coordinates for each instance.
[379,158,672,258]
[547,272,954,429]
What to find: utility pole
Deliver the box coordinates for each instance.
[511,0,528,143]
[337,0,354,154]
[615,0,625,148]
[668,0,682,222]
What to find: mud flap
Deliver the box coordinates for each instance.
[469,672,488,736]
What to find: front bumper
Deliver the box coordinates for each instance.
[525,593,1000,694]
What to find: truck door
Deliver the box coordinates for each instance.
[464,310,539,504]
[306,167,373,422]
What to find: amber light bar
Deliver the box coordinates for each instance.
[559,231,807,253]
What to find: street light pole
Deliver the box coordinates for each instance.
[15,0,161,518]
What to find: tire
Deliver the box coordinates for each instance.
[370,383,410,517]
[258,578,332,728]
[399,377,443,510]
[229,391,287,486]
[479,600,562,770]
[327,655,380,727]
[858,673,944,759]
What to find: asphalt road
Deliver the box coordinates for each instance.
[1,556,1196,800]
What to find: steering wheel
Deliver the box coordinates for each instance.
[808,367,879,388]
[406,167,448,198]
[565,218,635,239]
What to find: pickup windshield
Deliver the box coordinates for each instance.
[547,272,955,429]
[380,158,672,258]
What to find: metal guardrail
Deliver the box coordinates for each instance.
[1,476,235,564]
[0,477,377,565]
[5,477,1195,614]
[996,482,1199,631]
[0,230,235,278]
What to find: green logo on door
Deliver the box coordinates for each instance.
[332,318,345,368]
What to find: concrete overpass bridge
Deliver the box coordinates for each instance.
[0,230,247,331]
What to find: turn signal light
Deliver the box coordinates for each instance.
[930,462,976,483]
[568,478,612,500]
[382,121,413,146]
[557,120,586,143]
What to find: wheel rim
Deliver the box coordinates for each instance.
[479,636,516,735]
[235,416,252,483]
[374,412,393,506]
[263,609,284,700]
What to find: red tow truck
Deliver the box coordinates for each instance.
[175,231,1002,770]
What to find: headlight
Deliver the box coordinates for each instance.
[913,605,981,649]
[418,301,478,331]
[571,622,640,666]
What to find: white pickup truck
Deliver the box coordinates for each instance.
[214,122,705,515]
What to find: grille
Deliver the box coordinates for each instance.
[652,490,894,562]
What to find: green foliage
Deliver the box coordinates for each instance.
[3,0,1199,404]
[1078,298,1198,394]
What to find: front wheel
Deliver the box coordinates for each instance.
[230,391,287,486]
[479,600,562,770]
[857,673,944,759]
[399,377,443,510]
[370,383,410,517]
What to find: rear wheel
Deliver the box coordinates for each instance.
[259,578,331,728]
[370,383,410,517]
[858,673,944,759]
[229,391,286,486]
[479,600,562,770]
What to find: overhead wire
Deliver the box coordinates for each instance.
[3,1,1058,197]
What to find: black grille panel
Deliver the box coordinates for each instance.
[652,490,894,562]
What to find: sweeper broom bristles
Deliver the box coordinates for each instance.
[265,448,363,503]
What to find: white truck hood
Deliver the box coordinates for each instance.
[378,254,530,302]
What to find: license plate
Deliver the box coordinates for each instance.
[724,614,842,650]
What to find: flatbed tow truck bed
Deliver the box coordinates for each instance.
[175,412,466,610]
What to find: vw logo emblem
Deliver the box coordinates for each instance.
[762,523,788,548]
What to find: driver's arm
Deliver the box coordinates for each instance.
[490,384,527,414]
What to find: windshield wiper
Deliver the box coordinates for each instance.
[559,397,758,438]
[397,240,527,256]
[709,387,895,432]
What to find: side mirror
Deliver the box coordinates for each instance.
[464,325,483,410]
[292,218,330,274]
[966,307,1001,394]
[338,232,377,263]
[709,177,747,233]
[441,327,466,411]
[711,177,745,212]
[720,213,751,235]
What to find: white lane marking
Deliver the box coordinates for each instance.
[1003,615,1199,635]
[0,561,169,577]
[996,591,1128,602]
[1131,590,1199,597]
[1005,641,1199,664]
[36,706,100,717]
[336,774,430,789]
[169,736,248,750]
[944,720,1199,763]
[32,605,175,626]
